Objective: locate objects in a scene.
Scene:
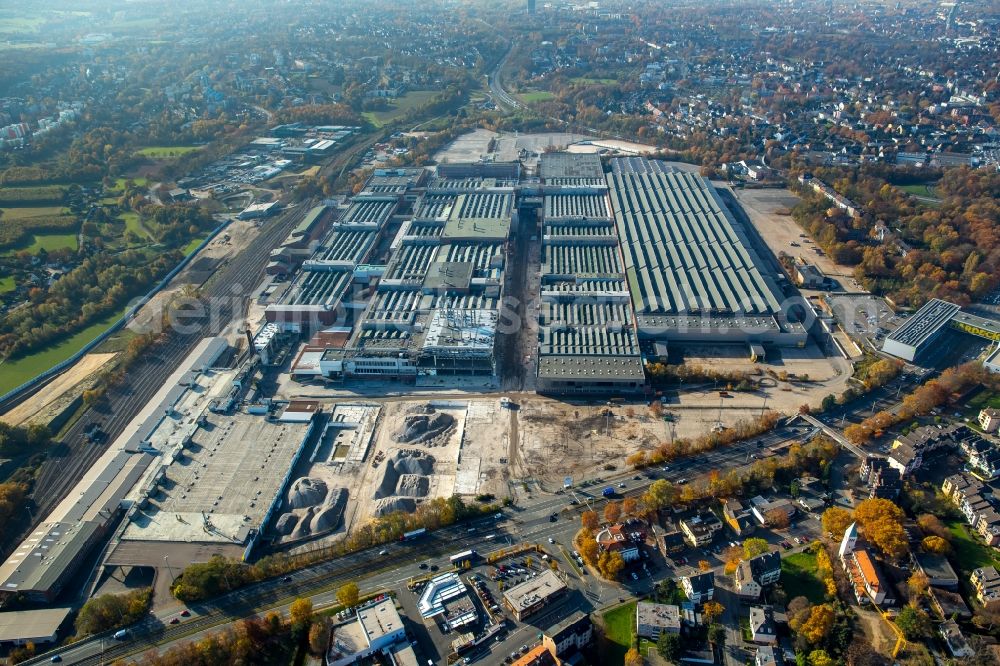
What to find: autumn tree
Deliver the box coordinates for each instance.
[642,479,676,511]
[624,647,643,666]
[793,604,836,645]
[722,546,743,575]
[916,514,950,541]
[808,650,836,666]
[907,572,930,600]
[337,582,360,608]
[581,510,600,531]
[921,536,950,555]
[698,560,712,572]
[575,529,600,566]
[626,450,648,468]
[308,617,331,655]
[854,498,909,559]
[622,497,639,517]
[597,550,626,580]
[290,598,313,629]
[702,600,724,624]
[765,508,791,529]
[604,501,622,524]
[743,537,770,559]
[821,507,854,538]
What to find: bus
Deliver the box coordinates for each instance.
[450,549,478,567]
[400,528,427,542]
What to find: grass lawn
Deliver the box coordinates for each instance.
[947,521,1000,573]
[602,601,636,664]
[0,275,14,293]
[781,550,826,603]
[898,183,939,198]
[362,90,440,127]
[0,306,128,396]
[183,234,210,255]
[120,212,151,241]
[135,145,201,158]
[18,232,78,253]
[1,205,70,219]
[111,177,150,191]
[520,90,556,103]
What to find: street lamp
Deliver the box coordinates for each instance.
[164,555,174,583]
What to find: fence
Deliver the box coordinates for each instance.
[0,219,232,413]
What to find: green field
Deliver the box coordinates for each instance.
[948,521,1000,574]
[0,276,14,293]
[111,177,150,191]
[781,550,826,603]
[16,232,78,253]
[135,145,202,158]
[183,234,211,255]
[520,90,556,103]
[601,601,636,664]
[1,205,70,219]
[361,90,442,127]
[120,212,151,241]
[899,183,939,198]
[0,306,128,396]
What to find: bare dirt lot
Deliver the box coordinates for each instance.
[730,187,863,284]
[1,352,117,427]
[285,399,511,549]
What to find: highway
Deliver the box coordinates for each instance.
[5,205,312,565]
[23,421,815,665]
[487,45,520,111]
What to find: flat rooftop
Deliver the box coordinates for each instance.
[0,607,72,643]
[358,598,404,643]
[885,298,961,348]
[121,410,312,544]
[540,152,605,184]
[503,569,567,611]
[607,164,784,317]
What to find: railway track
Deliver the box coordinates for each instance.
[8,206,310,561]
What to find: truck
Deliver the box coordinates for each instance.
[602,487,615,498]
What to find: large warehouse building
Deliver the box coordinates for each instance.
[296,166,518,383]
[882,298,1000,362]
[606,158,806,348]
[536,152,645,394]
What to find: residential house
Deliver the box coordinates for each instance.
[749,496,796,526]
[681,572,715,604]
[542,612,592,659]
[680,513,721,547]
[977,509,1000,546]
[512,645,557,666]
[942,472,983,501]
[595,524,640,562]
[971,566,1000,605]
[749,606,777,644]
[860,456,901,499]
[979,408,1000,433]
[635,602,680,640]
[888,425,956,474]
[755,645,786,666]
[838,523,895,606]
[940,620,974,658]
[721,498,756,536]
[735,552,782,599]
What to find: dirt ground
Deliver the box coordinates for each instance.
[730,186,865,286]
[0,352,117,427]
[285,399,511,549]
